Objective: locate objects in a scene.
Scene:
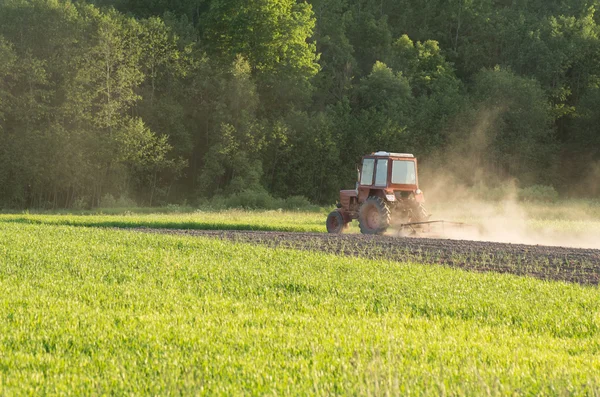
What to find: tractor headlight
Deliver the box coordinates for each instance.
[385,194,396,202]
[415,189,422,195]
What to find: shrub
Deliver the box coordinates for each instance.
[72,196,90,210]
[210,191,317,211]
[518,185,559,203]
[100,193,117,208]
[221,190,278,210]
[280,195,318,211]
[99,194,137,208]
[469,183,515,202]
[115,195,137,208]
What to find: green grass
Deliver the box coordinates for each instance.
[0,222,599,395]
[2,199,600,237]
[0,209,327,233]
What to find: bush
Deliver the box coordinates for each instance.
[163,204,195,213]
[99,193,116,208]
[469,183,515,202]
[99,193,137,208]
[280,195,314,210]
[72,196,90,210]
[518,185,559,203]
[115,195,137,208]
[210,190,317,211]
[220,190,278,210]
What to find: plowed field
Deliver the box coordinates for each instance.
[135,229,600,286]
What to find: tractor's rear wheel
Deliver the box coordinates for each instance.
[358,196,391,235]
[326,210,347,234]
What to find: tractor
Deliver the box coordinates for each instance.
[326,151,429,235]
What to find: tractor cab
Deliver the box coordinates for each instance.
[327,151,428,234]
[357,152,423,203]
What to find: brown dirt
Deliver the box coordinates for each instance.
[132,229,600,286]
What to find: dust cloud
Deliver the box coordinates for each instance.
[411,108,600,250]
[419,191,600,250]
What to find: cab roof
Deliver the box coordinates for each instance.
[370,151,414,158]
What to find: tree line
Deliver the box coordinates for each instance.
[1,0,599,208]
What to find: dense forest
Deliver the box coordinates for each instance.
[1,0,600,208]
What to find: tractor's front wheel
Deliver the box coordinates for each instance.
[326,210,347,234]
[358,196,391,235]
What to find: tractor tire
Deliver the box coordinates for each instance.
[358,196,391,235]
[326,210,347,234]
[412,203,429,223]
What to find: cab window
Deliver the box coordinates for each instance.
[375,159,388,186]
[360,158,375,185]
[392,160,416,185]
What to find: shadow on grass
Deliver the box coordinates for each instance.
[0,205,324,216]
[0,207,196,216]
[0,217,323,233]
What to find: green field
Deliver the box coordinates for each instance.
[1,219,599,395]
[3,200,600,237]
[0,210,326,233]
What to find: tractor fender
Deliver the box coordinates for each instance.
[357,188,386,203]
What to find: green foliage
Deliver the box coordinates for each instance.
[280,195,314,210]
[201,0,319,114]
[519,185,560,203]
[0,0,182,208]
[339,61,413,156]
[99,193,137,208]
[3,0,600,208]
[467,182,517,202]
[356,61,412,114]
[216,189,278,210]
[390,35,466,153]
[99,193,117,208]
[265,110,342,203]
[214,191,318,211]
[439,68,558,187]
[473,68,557,184]
[197,123,264,197]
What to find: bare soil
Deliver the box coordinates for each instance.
[133,229,600,286]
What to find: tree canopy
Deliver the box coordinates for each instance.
[1,0,600,208]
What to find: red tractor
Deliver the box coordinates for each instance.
[327,151,429,234]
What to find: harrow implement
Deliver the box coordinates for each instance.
[394,220,476,238]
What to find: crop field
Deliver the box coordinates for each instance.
[0,207,600,395]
